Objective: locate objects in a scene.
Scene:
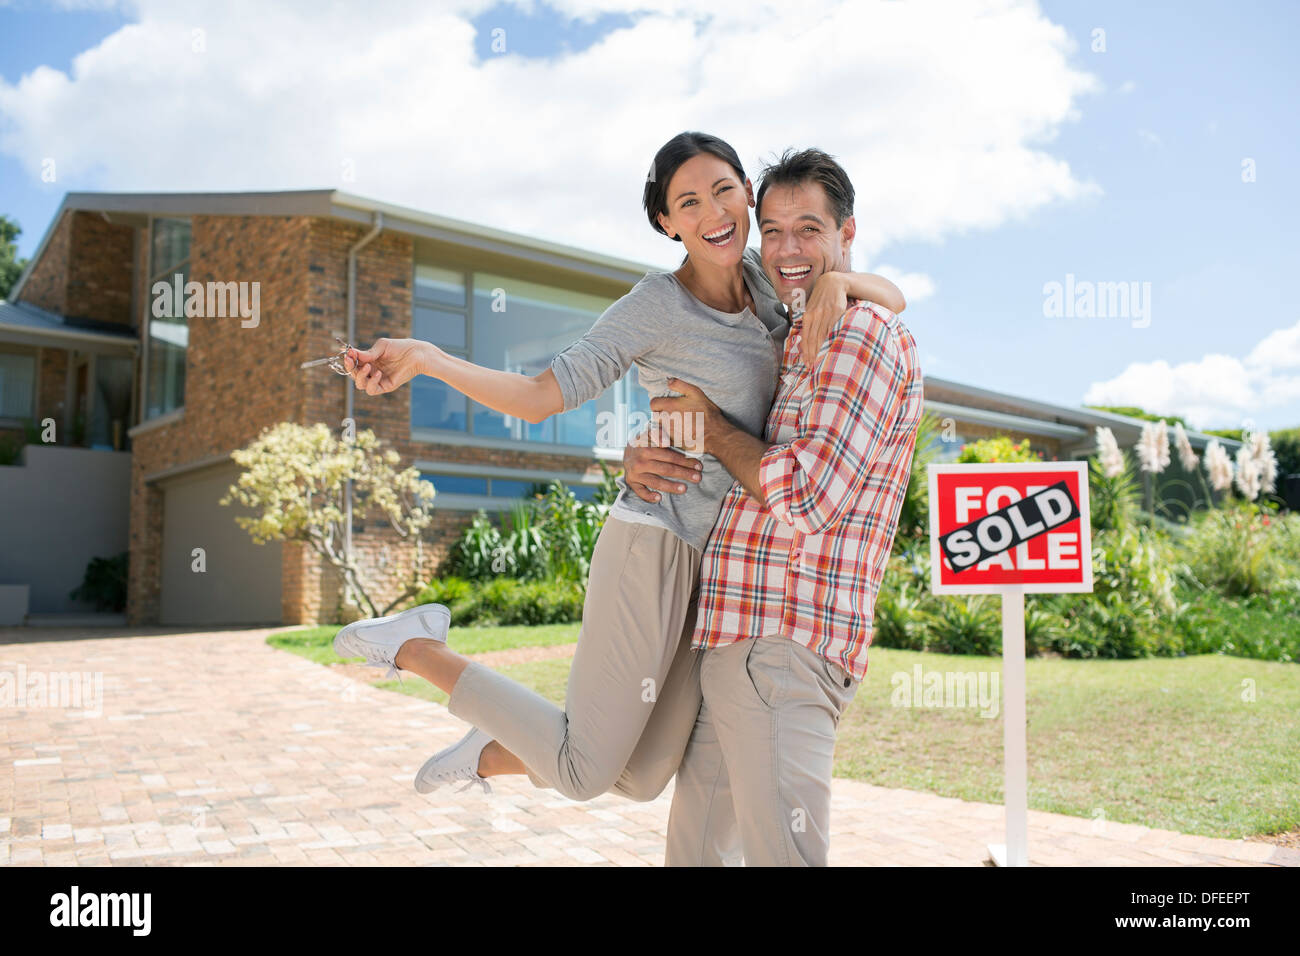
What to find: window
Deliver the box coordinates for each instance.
[420,471,599,504]
[409,261,651,449]
[422,473,488,496]
[145,217,191,418]
[89,355,134,449]
[0,351,36,420]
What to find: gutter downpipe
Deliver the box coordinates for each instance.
[344,212,384,601]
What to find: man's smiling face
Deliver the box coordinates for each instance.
[758,181,855,312]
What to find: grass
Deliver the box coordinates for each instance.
[269,624,1300,840]
[267,621,580,666]
[836,646,1299,840]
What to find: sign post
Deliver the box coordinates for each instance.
[927,462,1093,867]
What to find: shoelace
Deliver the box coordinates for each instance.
[424,764,492,795]
[363,659,404,684]
[455,776,492,795]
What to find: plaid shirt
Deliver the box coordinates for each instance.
[691,299,923,681]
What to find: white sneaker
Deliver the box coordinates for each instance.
[415,727,493,795]
[332,603,451,681]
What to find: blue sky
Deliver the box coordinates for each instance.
[1,0,1297,431]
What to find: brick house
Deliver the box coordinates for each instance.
[0,190,1237,627]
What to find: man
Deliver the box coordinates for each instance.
[623,148,923,866]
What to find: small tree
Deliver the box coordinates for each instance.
[222,422,434,618]
[0,215,29,301]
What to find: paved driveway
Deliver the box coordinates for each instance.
[0,627,1290,867]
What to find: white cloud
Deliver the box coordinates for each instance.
[868,263,936,303]
[0,0,1101,271]
[1083,318,1300,430]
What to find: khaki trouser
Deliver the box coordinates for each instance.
[665,634,860,866]
[447,515,704,802]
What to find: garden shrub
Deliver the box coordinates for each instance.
[441,468,617,583]
[70,552,129,613]
[924,594,1002,655]
[412,575,584,627]
[1183,503,1288,597]
[956,436,1041,464]
[873,582,932,651]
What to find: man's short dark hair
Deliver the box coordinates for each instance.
[755,148,855,228]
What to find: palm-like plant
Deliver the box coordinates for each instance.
[1088,453,1142,531]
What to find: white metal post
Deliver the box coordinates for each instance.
[989,586,1028,866]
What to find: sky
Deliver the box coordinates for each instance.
[0,0,1297,431]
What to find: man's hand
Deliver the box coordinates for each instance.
[800,272,849,367]
[622,427,703,503]
[649,378,725,454]
[345,338,432,396]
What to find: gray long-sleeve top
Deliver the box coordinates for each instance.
[550,247,788,552]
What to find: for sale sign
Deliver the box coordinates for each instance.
[927,462,1093,594]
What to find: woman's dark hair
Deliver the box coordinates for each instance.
[643,132,747,241]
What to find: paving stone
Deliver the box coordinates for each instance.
[0,626,1287,869]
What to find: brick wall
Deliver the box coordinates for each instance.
[127,212,620,626]
[128,214,314,624]
[17,211,134,329]
[17,211,71,315]
[36,348,68,435]
[66,212,135,328]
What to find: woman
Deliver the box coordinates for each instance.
[333,131,905,801]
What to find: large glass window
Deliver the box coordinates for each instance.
[145,217,191,418]
[411,264,470,434]
[419,471,598,503]
[0,350,36,420]
[408,260,651,450]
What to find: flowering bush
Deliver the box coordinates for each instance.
[222,422,434,618]
[956,436,1042,464]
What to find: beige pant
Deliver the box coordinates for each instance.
[665,634,859,866]
[447,515,704,802]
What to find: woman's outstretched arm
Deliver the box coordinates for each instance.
[346,338,565,424]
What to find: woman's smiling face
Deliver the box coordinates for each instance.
[656,152,754,269]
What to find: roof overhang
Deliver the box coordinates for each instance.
[9,189,658,303]
[925,375,1241,450]
[925,399,1087,442]
[0,301,138,354]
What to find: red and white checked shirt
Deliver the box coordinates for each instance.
[691,299,923,681]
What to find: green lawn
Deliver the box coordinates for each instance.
[834,647,1299,840]
[270,624,1299,840]
[267,622,580,666]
